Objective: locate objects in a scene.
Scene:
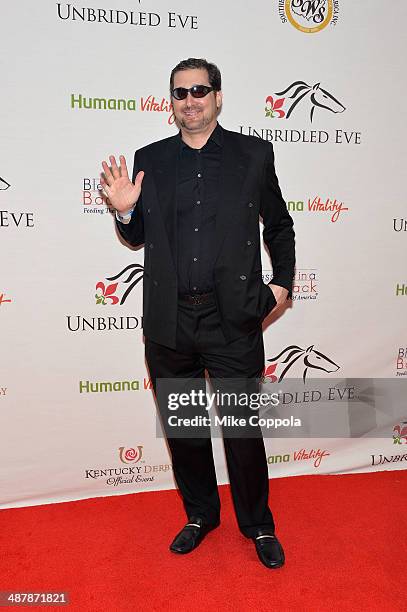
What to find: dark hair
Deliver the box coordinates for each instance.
[170,58,222,92]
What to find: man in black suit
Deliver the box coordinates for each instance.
[101,58,295,569]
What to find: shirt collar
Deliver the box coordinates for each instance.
[178,122,223,151]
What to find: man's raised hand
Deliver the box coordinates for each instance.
[100,155,144,214]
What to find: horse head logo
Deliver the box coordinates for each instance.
[269,80,346,123]
[95,263,144,305]
[264,344,340,382]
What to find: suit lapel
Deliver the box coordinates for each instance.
[152,136,179,268]
[214,130,249,263]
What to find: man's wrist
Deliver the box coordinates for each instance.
[116,207,135,224]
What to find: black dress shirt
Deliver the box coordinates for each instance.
[176,124,222,295]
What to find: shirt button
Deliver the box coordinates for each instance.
[153,280,158,286]
[197,173,202,178]
[248,202,253,208]
[149,243,154,249]
[147,208,151,214]
[196,200,201,205]
[193,286,198,290]
[247,240,252,246]
[194,227,199,232]
[240,275,247,281]
[193,257,198,262]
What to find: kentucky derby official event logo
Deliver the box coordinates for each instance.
[393,422,407,445]
[0,176,11,190]
[95,264,144,306]
[119,445,143,463]
[83,447,172,488]
[263,344,340,383]
[278,0,340,33]
[265,81,345,123]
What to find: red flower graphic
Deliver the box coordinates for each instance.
[95,281,119,305]
[262,363,278,383]
[119,446,143,464]
[265,95,286,118]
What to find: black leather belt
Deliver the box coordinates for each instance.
[178,291,215,306]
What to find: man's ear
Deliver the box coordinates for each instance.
[216,90,223,110]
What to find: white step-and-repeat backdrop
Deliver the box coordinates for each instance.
[1,1,406,508]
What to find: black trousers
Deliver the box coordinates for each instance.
[145,298,275,538]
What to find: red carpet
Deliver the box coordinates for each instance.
[0,470,405,611]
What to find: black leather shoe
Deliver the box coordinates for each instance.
[169,517,219,554]
[253,529,285,569]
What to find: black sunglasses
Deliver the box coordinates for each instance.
[171,85,214,100]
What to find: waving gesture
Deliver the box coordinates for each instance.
[101,155,144,214]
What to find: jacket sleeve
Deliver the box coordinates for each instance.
[259,142,295,296]
[115,150,145,247]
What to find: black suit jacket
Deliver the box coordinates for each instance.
[117,126,295,349]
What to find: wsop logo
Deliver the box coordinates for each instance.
[278,0,340,33]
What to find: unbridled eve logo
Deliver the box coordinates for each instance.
[66,264,143,332]
[240,80,361,145]
[278,0,340,33]
[95,264,144,305]
[263,344,340,382]
[119,446,143,463]
[265,81,345,123]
